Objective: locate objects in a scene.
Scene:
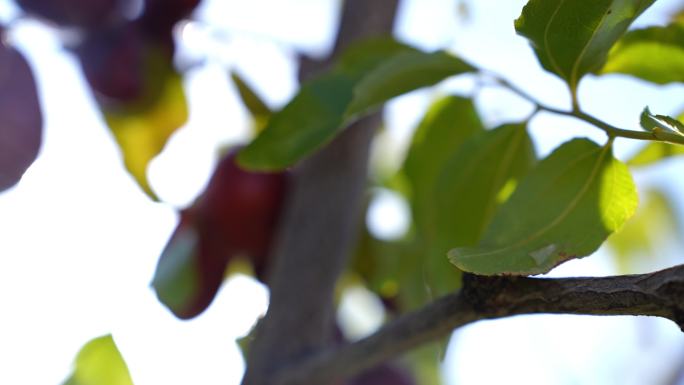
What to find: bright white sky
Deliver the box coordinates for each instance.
[1,0,684,384]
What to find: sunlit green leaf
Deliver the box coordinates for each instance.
[607,189,678,272]
[423,124,536,291]
[230,70,272,133]
[62,335,134,385]
[435,124,536,250]
[345,51,474,118]
[515,0,655,92]
[600,23,684,84]
[105,73,188,200]
[450,139,637,275]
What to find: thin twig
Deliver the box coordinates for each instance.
[485,73,684,145]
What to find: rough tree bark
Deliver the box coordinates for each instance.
[274,264,684,385]
[242,2,399,385]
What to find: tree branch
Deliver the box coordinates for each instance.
[241,2,399,385]
[274,264,684,385]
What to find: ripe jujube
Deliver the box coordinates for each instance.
[196,149,288,276]
[0,35,43,192]
[74,21,175,106]
[16,0,126,28]
[140,0,202,38]
[153,149,288,319]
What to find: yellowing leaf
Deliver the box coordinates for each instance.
[62,335,134,385]
[105,73,188,200]
[450,139,637,276]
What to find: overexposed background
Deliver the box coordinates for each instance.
[1,0,684,384]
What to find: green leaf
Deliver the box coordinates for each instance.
[600,23,684,84]
[450,139,638,276]
[422,124,535,291]
[62,335,134,385]
[345,51,475,118]
[515,0,655,92]
[230,70,272,133]
[640,106,684,134]
[238,39,474,171]
[237,71,355,170]
[630,110,684,166]
[435,124,536,250]
[336,38,417,80]
[151,222,201,313]
[105,73,188,200]
[403,96,485,237]
[607,189,678,272]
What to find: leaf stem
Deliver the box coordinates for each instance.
[484,73,684,146]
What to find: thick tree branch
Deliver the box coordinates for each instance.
[241,2,399,385]
[274,264,684,385]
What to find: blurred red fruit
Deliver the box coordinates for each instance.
[0,38,43,192]
[196,149,288,278]
[140,0,202,38]
[16,0,126,28]
[152,149,288,319]
[75,25,145,102]
[74,22,175,105]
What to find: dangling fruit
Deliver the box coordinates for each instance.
[152,149,288,319]
[0,35,43,192]
[16,0,126,29]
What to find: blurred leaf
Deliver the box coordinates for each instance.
[607,189,678,272]
[403,96,484,237]
[336,38,417,80]
[515,0,655,93]
[345,51,474,118]
[238,39,474,171]
[450,139,637,275]
[405,343,446,385]
[62,335,134,385]
[237,71,355,170]
[151,217,201,315]
[0,41,42,192]
[600,23,684,84]
[628,142,684,166]
[151,210,229,319]
[104,72,188,200]
[230,70,272,133]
